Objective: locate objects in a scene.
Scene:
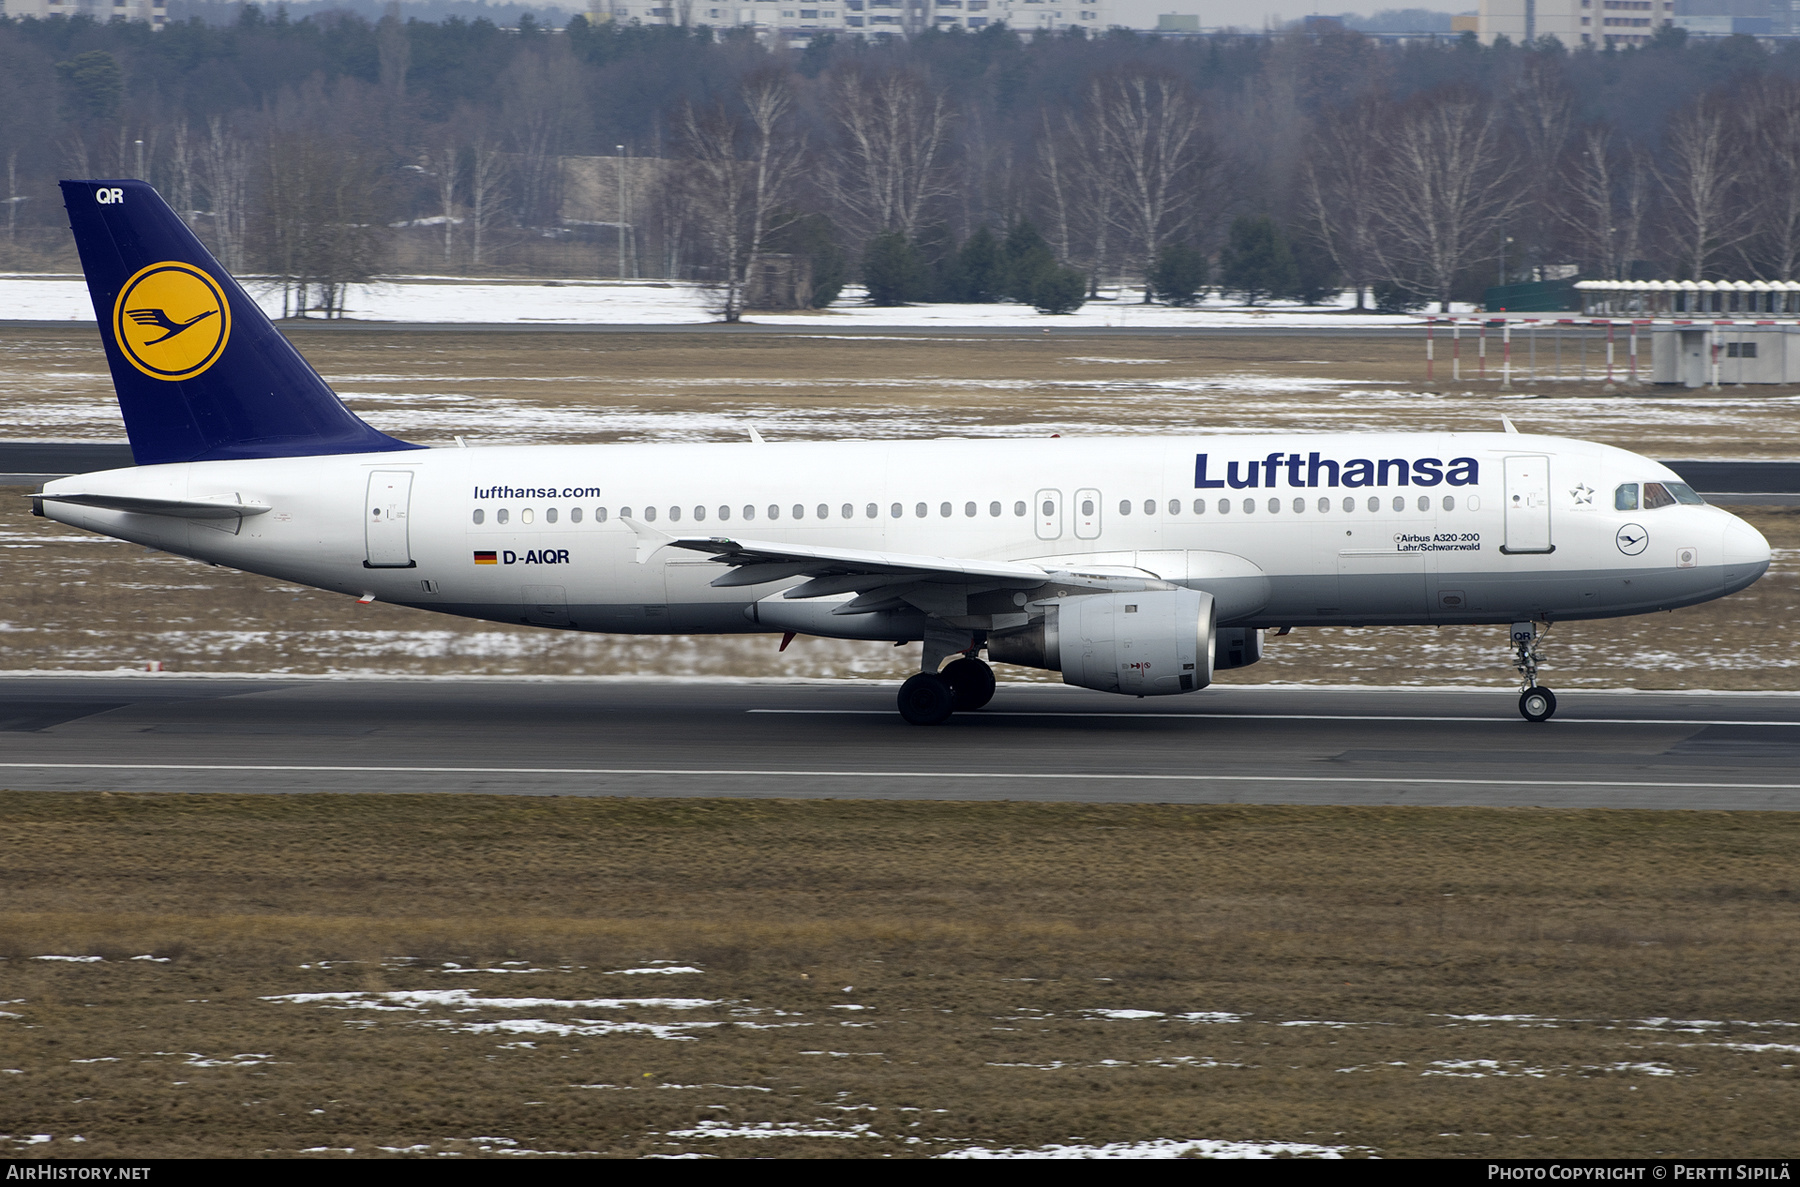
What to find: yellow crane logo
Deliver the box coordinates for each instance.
[112,261,231,381]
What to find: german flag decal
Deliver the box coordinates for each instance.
[474,551,498,565]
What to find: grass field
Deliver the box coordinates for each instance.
[3,793,1799,1159]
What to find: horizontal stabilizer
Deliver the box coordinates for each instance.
[35,491,271,520]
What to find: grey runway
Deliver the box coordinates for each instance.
[4,675,1800,810]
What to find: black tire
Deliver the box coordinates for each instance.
[941,656,997,711]
[898,673,956,725]
[1519,686,1557,723]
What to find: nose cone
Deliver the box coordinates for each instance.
[1719,511,1772,594]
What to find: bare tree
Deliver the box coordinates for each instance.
[258,128,388,318]
[1301,96,1385,309]
[1509,58,1574,279]
[1090,70,1207,301]
[1370,90,1519,312]
[1042,103,1121,296]
[824,66,956,244]
[197,117,249,272]
[378,2,411,100]
[677,75,805,322]
[164,121,195,228]
[1559,124,1650,282]
[430,142,458,267]
[1659,94,1751,281]
[501,40,582,230]
[1740,81,1800,281]
[466,133,508,269]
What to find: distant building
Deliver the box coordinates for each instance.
[591,0,1106,43]
[3,0,166,26]
[1478,0,1672,45]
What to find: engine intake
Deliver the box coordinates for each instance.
[988,589,1215,695]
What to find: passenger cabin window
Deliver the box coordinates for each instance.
[497,509,510,524]
[1119,500,1131,515]
[1014,501,1027,517]
[597,507,610,522]
[1193,499,1206,514]
[546,507,558,523]
[571,507,583,523]
[472,509,484,524]
[1616,483,1638,511]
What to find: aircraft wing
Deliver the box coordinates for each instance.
[623,519,1165,618]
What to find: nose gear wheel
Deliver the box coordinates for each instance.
[1510,621,1557,722]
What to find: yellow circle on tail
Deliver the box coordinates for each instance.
[112,262,231,381]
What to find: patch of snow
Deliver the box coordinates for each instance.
[1084,1009,1165,1020]
[1422,1060,1549,1079]
[1174,1012,1246,1024]
[798,1050,883,1058]
[941,1138,1357,1159]
[605,966,704,976]
[262,989,721,1011]
[32,955,103,963]
[182,1053,273,1068]
[130,955,173,963]
[430,1017,720,1042]
[662,1120,876,1140]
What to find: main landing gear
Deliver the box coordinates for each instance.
[1511,620,1558,723]
[898,655,995,725]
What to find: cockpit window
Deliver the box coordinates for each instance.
[1642,483,1678,510]
[1615,483,1638,511]
[1666,482,1706,505]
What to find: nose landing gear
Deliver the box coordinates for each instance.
[1511,620,1557,722]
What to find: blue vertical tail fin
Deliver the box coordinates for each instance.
[60,179,421,466]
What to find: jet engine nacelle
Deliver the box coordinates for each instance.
[989,589,1215,695]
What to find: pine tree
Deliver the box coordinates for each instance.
[1148,243,1207,306]
[861,231,928,305]
[1218,215,1298,306]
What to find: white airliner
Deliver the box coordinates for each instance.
[35,180,1773,723]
